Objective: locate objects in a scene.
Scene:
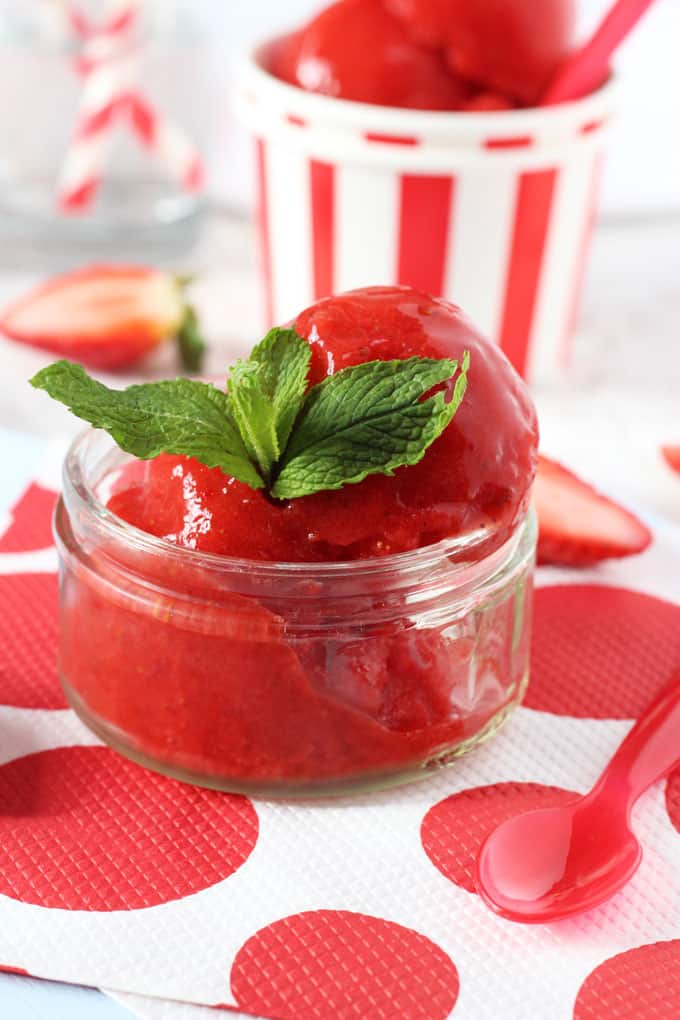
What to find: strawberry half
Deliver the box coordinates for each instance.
[0,265,203,371]
[534,454,652,566]
[662,446,680,476]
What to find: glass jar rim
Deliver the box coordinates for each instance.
[62,426,532,584]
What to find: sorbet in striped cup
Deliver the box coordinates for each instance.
[236,0,616,384]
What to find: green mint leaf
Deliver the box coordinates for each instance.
[271,353,469,500]
[228,328,311,480]
[176,304,206,373]
[249,328,312,451]
[229,359,279,480]
[30,360,264,490]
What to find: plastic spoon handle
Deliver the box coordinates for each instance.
[542,0,658,105]
[597,669,680,811]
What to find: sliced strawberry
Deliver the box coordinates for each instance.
[534,454,652,566]
[662,446,680,476]
[0,265,188,370]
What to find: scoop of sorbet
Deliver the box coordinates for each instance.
[385,0,576,106]
[270,0,472,110]
[108,287,538,563]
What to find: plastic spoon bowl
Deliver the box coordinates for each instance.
[476,669,680,923]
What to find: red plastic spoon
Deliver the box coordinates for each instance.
[541,0,658,105]
[476,669,680,923]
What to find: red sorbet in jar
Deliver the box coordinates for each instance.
[57,287,538,794]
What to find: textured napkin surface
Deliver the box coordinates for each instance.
[0,435,679,1020]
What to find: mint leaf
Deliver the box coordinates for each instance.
[30,337,470,506]
[176,304,206,373]
[271,353,469,500]
[30,360,264,490]
[228,328,311,481]
[249,328,312,451]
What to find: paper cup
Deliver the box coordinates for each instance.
[235,42,617,384]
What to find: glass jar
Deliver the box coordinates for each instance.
[0,0,211,267]
[55,429,536,797]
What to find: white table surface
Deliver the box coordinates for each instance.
[0,209,678,1019]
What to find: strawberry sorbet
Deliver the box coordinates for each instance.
[270,0,576,110]
[109,287,538,562]
[56,287,538,794]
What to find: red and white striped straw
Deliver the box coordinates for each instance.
[57,2,139,211]
[129,95,204,193]
[57,0,204,212]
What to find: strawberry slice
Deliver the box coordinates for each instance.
[534,454,652,566]
[662,446,680,475]
[0,265,203,371]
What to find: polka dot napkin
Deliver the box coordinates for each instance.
[0,435,679,1020]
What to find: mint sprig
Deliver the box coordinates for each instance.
[31,361,263,490]
[271,353,468,499]
[229,328,311,483]
[30,329,469,501]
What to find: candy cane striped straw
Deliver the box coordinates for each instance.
[57,0,204,212]
[57,0,141,211]
[129,95,204,193]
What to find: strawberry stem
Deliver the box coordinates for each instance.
[176,304,206,373]
[174,273,195,290]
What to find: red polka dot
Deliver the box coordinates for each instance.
[0,484,57,553]
[0,573,65,709]
[574,940,680,1019]
[665,767,680,836]
[421,782,578,893]
[230,910,459,1020]
[0,746,258,910]
[528,585,680,718]
[0,572,65,709]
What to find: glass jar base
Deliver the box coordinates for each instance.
[62,672,529,799]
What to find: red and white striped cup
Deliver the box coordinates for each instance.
[236,41,617,384]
